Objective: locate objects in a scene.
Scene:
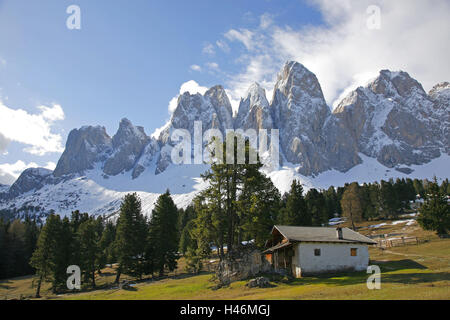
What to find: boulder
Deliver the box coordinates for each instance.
[216,246,272,285]
[246,277,271,288]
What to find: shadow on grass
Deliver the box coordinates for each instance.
[374,259,427,272]
[0,279,12,289]
[381,272,450,284]
[268,259,445,288]
[150,271,214,283]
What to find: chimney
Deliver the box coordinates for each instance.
[336,227,343,240]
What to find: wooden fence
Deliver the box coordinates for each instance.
[375,236,419,248]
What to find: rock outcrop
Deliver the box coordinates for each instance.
[3,61,447,211]
[216,247,272,285]
[235,82,273,130]
[270,61,333,175]
[103,118,151,176]
[53,126,112,177]
[333,70,445,170]
[9,168,53,197]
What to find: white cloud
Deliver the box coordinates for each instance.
[259,13,273,29]
[43,162,57,171]
[0,170,15,185]
[225,55,276,113]
[202,43,215,55]
[218,0,450,110]
[224,29,255,51]
[0,132,10,155]
[168,80,208,114]
[190,64,202,72]
[0,101,65,155]
[216,40,230,53]
[0,160,56,185]
[206,62,220,71]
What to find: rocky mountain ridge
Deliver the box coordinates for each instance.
[0,61,448,217]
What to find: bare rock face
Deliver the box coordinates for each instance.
[10,61,449,203]
[235,83,273,130]
[333,70,446,169]
[155,85,234,174]
[9,168,53,197]
[103,118,150,176]
[159,85,234,143]
[204,85,234,133]
[155,144,173,175]
[53,126,112,177]
[428,82,450,154]
[270,61,332,175]
[321,116,362,173]
[131,139,160,179]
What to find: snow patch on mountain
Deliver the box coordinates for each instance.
[267,153,450,195]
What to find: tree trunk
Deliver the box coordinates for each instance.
[92,270,96,288]
[114,269,121,284]
[35,275,42,298]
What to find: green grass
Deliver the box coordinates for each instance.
[2,221,449,300]
[61,239,449,300]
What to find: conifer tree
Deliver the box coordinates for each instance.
[278,180,310,226]
[341,183,363,230]
[114,193,148,283]
[418,177,449,236]
[305,188,328,226]
[148,191,179,276]
[239,168,280,248]
[99,220,116,266]
[77,218,101,288]
[30,214,63,297]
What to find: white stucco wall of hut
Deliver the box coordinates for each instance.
[292,242,370,276]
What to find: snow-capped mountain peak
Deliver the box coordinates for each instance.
[1,61,448,219]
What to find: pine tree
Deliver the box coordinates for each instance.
[0,218,7,278]
[148,191,179,276]
[341,183,363,230]
[30,214,63,297]
[379,180,401,218]
[77,218,101,288]
[305,189,328,226]
[418,177,449,236]
[278,180,310,226]
[178,206,197,255]
[5,220,27,277]
[114,193,148,283]
[239,169,280,248]
[413,179,425,198]
[440,178,450,196]
[99,220,116,266]
[23,216,40,275]
[323,186,339,219]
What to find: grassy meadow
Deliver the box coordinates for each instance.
[1,218,449,300]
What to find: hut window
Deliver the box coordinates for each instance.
[351,248,358,256]
[314,249,321,256]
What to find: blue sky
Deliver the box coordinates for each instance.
[0,0,449,184]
